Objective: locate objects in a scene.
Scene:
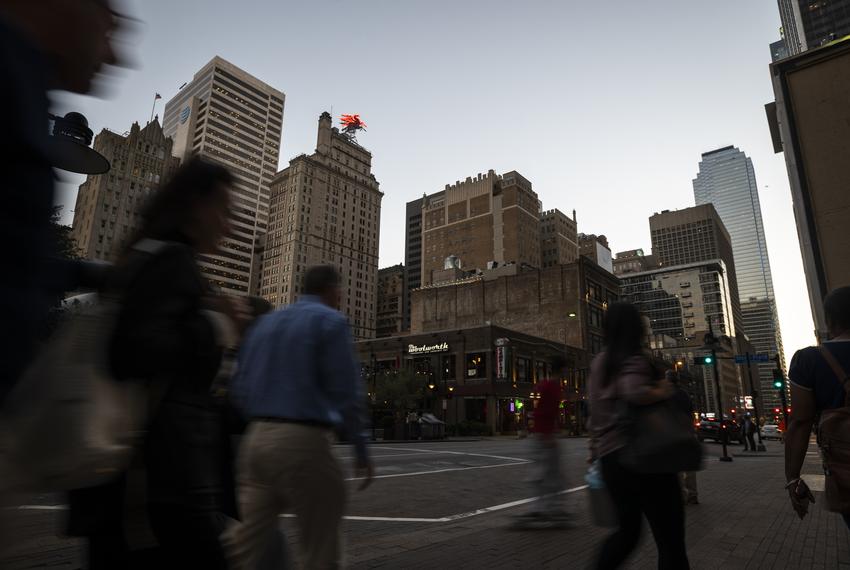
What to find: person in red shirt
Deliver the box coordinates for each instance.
[526,355,568,519]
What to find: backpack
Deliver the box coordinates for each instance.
[816,346,850,513]
[0,239,170,493]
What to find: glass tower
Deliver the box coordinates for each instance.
[693,146,786,410]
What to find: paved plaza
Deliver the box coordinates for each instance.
[3,437,849,569]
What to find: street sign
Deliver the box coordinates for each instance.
[734,354,770,364]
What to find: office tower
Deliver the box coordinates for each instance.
[777,0,850,56]
[162,56,284,295]
[771,38,790,62]
[578,233,613,273]
[693,145,786,409]
[71,119,180,261]
[420,170,541,287]
[540,209,578,268]
[403,193,441,332]
[259,112,382,340]
[649,204,743,338]
[376,264,404,338]
[620,259,741,413]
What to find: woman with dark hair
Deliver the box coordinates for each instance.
[588,302,689,569]
[68,157,249,569]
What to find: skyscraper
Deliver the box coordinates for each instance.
[162,56,284,296]
[649,204,744,339]
[259,112,382,340]
[71,119,180,261]
[403,193,439,332]
[777,0,850,56]
[693,145,786,409]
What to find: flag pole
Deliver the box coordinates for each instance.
[149,93,161,123]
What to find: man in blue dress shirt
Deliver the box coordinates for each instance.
[227,265,373,569]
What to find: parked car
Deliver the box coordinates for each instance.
[698,419,744,444]
[761,424,783,441]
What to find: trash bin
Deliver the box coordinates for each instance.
[419,413,446,440]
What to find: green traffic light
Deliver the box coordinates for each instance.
[773,380,783,389]
[703,356,713,365]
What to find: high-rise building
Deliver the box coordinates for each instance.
[649,204,744,337]
[259,112,382,340]
[403,193,441,332]
[162,56,284,296]
[71,119,180,261]
[693,145,786,409]
[777,0,850,56]
[420,170,541,287]
[771,38,790,62]
[376,264,404,338]
[540,209,578,268]
[578,233,613,273]
[621,259,743,413]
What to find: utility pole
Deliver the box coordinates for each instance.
[745,352,767,452]
[703,327,732,462]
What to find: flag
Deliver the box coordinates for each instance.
[154,93,162,100]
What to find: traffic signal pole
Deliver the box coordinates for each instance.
[710,345,733,462]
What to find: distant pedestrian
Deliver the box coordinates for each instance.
[742,414,758,452]
[526,355,568,518]
[668,370,699,505]
[588,302,689,569]
[67,157,249,569]
[226,265,373,569]
[785,286,850,528]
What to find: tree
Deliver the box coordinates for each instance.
[372,369,422,414]
[49,205,81,262]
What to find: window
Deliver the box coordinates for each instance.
[466,353,487,379]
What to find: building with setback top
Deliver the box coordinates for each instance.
[259,112,382,340]
[162,56,284,295]
[71,119,180,261]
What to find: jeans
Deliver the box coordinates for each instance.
[596,449,690,570]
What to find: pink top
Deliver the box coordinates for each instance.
[587,352,656,459]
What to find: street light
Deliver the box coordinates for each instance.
[47,112,110,174]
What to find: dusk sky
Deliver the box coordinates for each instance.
[54,0,815,359]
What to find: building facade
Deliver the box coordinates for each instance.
[693,145,786,409]
[649,204,744,338]
[777,0,850,56]
[259,112,382,340]
[356,325,588,435]
[403,194,441,332]
[540,209,578,267]
[71,119,180,261]
[420,170,541,287]
[377,264,404,338]
[162,56,284,296]
[578,233,613,274]
[613,248,657,276]
[411,257,619,355]
[621,260,744,414]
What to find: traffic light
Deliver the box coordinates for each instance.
[703,355,713,365]
[774,407,781,414]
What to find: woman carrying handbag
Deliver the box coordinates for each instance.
[588,302,692,570]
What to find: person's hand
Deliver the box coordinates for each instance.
[356,460,374,491]
[786,478,815,519]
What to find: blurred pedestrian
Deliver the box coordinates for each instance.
[0,0,124,407]
[67,157,248,569]
[588,302,690,569]
[742,414,758,452]
[528,355,568,518]
[668,369,699,505]
[785,286,850,527]
[226,265,374,569]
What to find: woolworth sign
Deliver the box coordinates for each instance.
[407,342,449,354]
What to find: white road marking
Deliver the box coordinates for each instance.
[377,446,529,463]
[345,460,530,482]
[804,474,825,491]
[336,451,453,460]
[16,486,589,524]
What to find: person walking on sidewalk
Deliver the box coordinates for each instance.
[668,369,699,505]
[742,414,758,453]
[588,302,690,569]
[226,265,374,569]
[785,286,850,528]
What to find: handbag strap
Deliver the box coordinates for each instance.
[818,346,850,407]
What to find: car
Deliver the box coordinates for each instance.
[761,424,783,441]
[698,419,744,444]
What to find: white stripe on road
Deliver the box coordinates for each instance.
[336,451,455,460]
[377,446,529,463]
[16,486,589,524]
[344,459,530,482]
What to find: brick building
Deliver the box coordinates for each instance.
[540,208,578,268]
[420,170,541,287]
[410,257,620,355]
[376,264,404,338]
[71,119,180,261]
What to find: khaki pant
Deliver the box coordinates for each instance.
[224,422,345,569]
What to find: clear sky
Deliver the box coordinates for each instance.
[55,0,816,361]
